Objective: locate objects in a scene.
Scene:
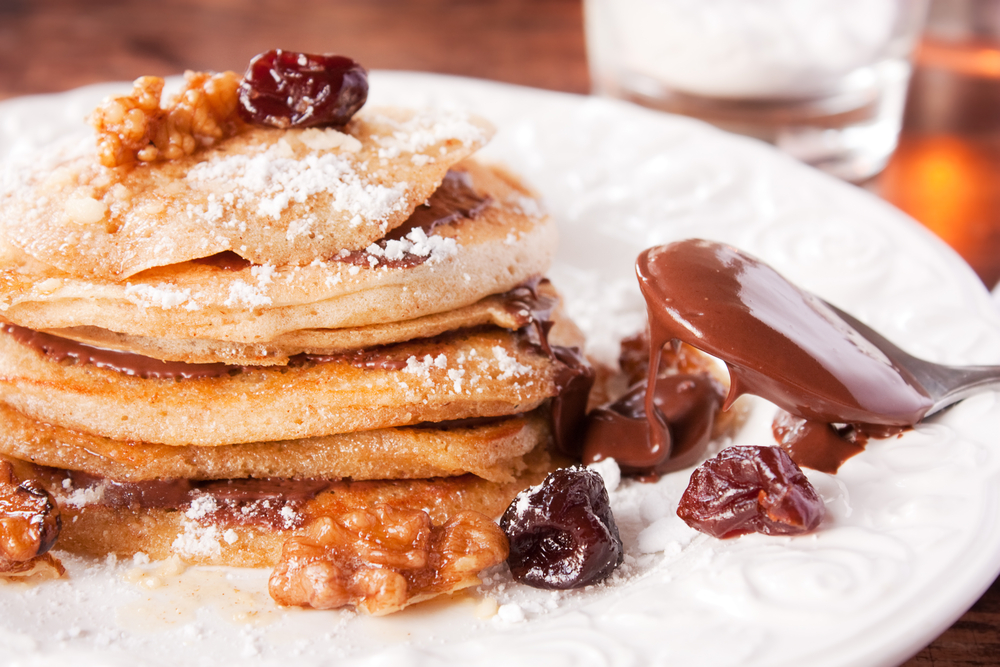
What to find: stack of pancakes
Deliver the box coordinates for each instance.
[0,103,588,567]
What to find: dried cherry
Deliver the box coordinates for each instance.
[500,466,623,589]
[677,446,824,539]
[238,49,368,128]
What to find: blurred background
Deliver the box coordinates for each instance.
[0,1,998,664]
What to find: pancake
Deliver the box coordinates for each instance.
[16,455,553,568]
[0,402,550,483]
[0,105,494,279]
[27,282,555,365]
[0,160,554,343]
[0,324,563,446]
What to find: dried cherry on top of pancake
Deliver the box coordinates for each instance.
[239,49,368,128]
[677,446,824,539]
[500,466,623,589]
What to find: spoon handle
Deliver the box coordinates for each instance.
[928,364,1000,414]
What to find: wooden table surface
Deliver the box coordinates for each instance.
[1,1,999,664]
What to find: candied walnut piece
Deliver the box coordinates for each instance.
[677,446,825,539]
[500,466,623,589]
[0,461,63,577]
[89,70,243,168]
[269,504,507,615]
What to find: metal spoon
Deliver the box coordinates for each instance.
[826,302,1000,419]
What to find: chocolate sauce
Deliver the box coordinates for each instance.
[550,346,596,456]
[583,373,725,479]
[638,240,932,426]
[4,325,238,380]
[193,251,253,271]
[502,278,595,455]
[387,170,492,241]
[585,238,933,476]
[508,277,559,352]
[334,169,492,269]
[301,347,412,371]
[771,411,867,474]
[771,410,905,473]
[61,470,332,529]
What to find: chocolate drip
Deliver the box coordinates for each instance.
[4,325,238,380]
[771,410,905,474]
[505,278,595,455]
[582,373,725,480]
[628,239,931,473]
[334,169,492,270]
[550,346,596,456]
[507,276,559,354]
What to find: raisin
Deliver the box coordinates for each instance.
[238,49,368,128]
[500,466,623,589]
[677,446,824,539]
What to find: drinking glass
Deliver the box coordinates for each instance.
[585,0,930,181]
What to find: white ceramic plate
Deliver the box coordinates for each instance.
[1,72,1000,667]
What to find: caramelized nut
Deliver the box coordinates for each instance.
[90,70,243,168]
[0,461,63,577]
[269,504,508,615]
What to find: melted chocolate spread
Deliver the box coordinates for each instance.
[640,240,931,426]
[583,374,725,479]
[193,251,253,271]
[334,169,492,269]
[586,238,932,475]
[62,470,331,529]
[4,325,238,380]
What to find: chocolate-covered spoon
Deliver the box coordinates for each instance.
[584,238,1000,476]
[637,239,935,431]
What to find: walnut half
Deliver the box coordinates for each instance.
[0,461,64,578]
[269,505,508,615]
[89,70,243,168]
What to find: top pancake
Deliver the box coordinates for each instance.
[0,159,554,343]
[0,106,493,280]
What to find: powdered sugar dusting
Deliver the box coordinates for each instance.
[57,478,107,509]
[492,345,533,380]
[125,283,200,311]
[372,109,488,160]
[186,143,408,225]
[171,522,223,559]
[223,279,272,309]
[360,226,458,267]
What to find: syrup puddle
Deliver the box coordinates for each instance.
[116,556,281,631]
[114,555,499,644]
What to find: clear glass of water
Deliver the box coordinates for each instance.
[585,0,930,181]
